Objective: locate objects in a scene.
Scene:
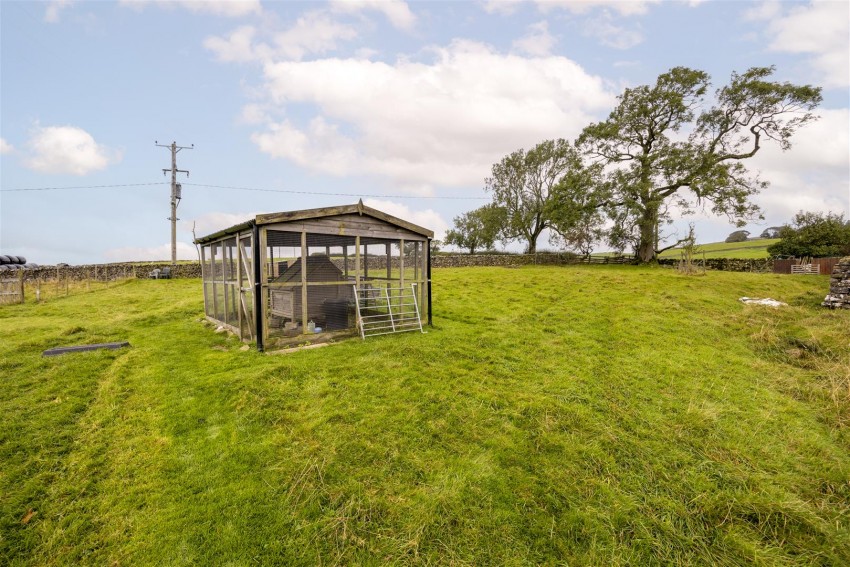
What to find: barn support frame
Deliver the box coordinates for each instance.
[196,203,434,350]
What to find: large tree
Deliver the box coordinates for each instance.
[579,66,821,262]
[444,204,506,254]
[767,211,850,258]
[486,139,595,253]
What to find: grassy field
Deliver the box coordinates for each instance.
[658,238,779,260]
[1,266,848,565]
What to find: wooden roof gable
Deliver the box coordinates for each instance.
[255,201,434,238]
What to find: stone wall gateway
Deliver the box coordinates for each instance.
[822,256,850,309]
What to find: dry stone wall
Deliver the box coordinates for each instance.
[434,254,774,272]
[20,262,202,282]
[822,256,850,309]
[15,254,776,283]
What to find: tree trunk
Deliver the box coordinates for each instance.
[636,206,659,263]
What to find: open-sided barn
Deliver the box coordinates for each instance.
[195,201,433,350]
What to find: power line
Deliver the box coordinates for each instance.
[0,182,168,192]
[1,180,488,200]
[182,182,489,200]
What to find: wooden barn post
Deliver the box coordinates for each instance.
[259,227,270,346]
[301,230,309,335]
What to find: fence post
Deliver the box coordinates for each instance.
[18,270,25,304]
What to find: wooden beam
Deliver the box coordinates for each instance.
[301,230,308,335]
[399,239,405,321]
[355,236,361,289]
[256,205,434,238]
[236,236,243,339]
[421,240,428,321]
[259,227,270,344]
[201,244,209,317]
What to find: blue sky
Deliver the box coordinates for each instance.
[1,0,848,264]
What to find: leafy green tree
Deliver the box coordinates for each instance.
[444,204,506,254]
[549,161,606,257]
[725,230,750,243]
[579,66,821,262]
[767,211,850,257]
[486,139,597,254]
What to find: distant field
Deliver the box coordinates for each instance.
[658,238,779,259]
[1,266,847,565]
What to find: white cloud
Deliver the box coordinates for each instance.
[185,211,259,236]
[582,12,644,49]
[481,0,524,16]
[748,107,850,220]
[0,138,13,154]
[204,25,261,62]
[512,21,557,56]
[248,40,614,191]
[120,0,261,18]
[363,199,449,239]
[238,103,272,125]
[754,0,849,88]
[45,0,74,23]
[104,242,198,262]
[330,0,416,31]
[272,10,358,60]
[536,0,660,17]
[24,125,121,175]
[204,12,358,62]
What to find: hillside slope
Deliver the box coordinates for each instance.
[1,268,847,565]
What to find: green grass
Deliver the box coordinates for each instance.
[658,238,780,259]
[1,267,848,565]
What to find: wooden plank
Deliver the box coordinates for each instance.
[200,244,209,316]
[355,236,361,290]
[238,235,254,340]
[257,204,358,225]
[261,215,429,240]
[236,235,245,339]
[301,231,309,335]
[259,227,270,344]
[256,204,433,237]
[211,244,219,321]
[359,204,434,237]
[267,280,352,288]
[43,342,130,357]
[399,239,405,320]
[420,241,427,319]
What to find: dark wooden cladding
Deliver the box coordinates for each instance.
[263,214,428,241]
[256,202,433,238]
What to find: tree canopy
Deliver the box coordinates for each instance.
[579,66,822,262]
[444,204,506,254]
[725,230,750,243]
[485,139,597,254]
[767,212,850,258]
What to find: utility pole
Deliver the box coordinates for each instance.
[156,140,193,265]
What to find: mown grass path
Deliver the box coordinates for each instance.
[1,267,848,565]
